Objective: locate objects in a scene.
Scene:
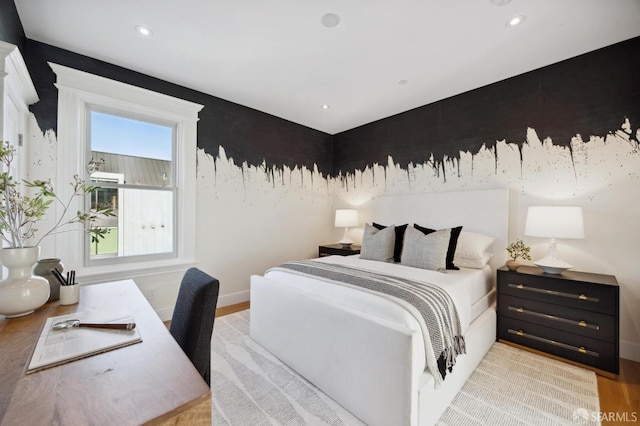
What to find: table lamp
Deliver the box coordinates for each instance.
[524,206,584,274]
[335,209,359,247]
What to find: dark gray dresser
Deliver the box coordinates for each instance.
[497,265,619,378]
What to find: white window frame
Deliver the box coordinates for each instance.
[86,107,177,264]
[50,63,203,283]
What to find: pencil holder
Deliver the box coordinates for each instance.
[60,284,80,305]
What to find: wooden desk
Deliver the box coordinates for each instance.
[0,280,210,425]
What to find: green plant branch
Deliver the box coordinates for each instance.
[506,239,532,261]
[0,141,114,249]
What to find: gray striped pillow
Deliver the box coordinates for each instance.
[400,226,450,271]
[360,223,396,262]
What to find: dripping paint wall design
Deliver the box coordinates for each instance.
[331,37,640,361]
[21,40,334,176]
[195,145,335,309]
[333,37,640,177]
[22,116,336,317]
[334,128,640,361]
[0,25,335,316]
[1,0,638,359]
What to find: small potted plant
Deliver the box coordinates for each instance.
[505,239,531,271]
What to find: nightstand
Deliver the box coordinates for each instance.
[497,265,619,378]
[318,244,361,257]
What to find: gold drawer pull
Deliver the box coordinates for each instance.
[517,307,524,313]
[507,329,599,357]
[508,283,599,302]
[578,320,587,327]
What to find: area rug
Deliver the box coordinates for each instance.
[211,310,600,425]
[438,342,600,426]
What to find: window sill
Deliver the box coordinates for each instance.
[77,257,199,285]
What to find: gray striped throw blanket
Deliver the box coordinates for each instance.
[270,260,466,385]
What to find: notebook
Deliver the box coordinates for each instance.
[27,310,142,374]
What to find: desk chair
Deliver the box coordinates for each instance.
[169,268,219,386]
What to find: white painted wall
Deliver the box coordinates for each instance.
[334,125,640,361]
[195,146,336,307]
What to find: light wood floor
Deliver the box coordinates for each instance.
[166,302,639,425]
[597,359,640,425]
[159,301,249,425]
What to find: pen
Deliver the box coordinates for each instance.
[51,268,67,286]
[51,268,77,286]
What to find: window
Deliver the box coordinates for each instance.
[51,63,203,281]
[88,110,175,261]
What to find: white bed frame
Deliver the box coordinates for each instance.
[250,189,510,425]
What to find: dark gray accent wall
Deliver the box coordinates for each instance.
[22,41,334,177]
[0,0,25,51]
[3,0,638,181]
[0,0,333,177]
[333,37,640,177]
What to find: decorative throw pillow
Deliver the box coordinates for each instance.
[372,222,408,263]
[413,224,463,270]
[360,223,396,262]
[453,231,496,269]
[400,226,450,271]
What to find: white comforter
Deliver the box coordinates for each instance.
[264,255,487,375]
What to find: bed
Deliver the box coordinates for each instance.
[250,189,510,425]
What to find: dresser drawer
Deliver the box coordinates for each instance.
[498,294,616,342]
[498,273,616,314]
[498,317,618,374]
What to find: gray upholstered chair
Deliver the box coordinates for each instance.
[169,267,220,386]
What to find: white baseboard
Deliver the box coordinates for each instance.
[620,339,640,362]
[153,290,250,323]
[218,290,250,308]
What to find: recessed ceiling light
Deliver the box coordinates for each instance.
[321,13,340,28]
[135,25,153,37]
[507,15,526,27]
[321,104,330,110]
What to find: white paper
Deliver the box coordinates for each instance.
[27,310,142,373]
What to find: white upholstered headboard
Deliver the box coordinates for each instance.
[359,188,510,273]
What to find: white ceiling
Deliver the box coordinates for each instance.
[15,0,640,135]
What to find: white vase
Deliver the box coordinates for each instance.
[0,247,50,318]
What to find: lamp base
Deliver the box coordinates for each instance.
[533,255,573,275]
[533,238,574,274]
[338,236,353,248]
[338,227,353,248]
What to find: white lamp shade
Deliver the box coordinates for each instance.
[524,206,585,239]
[335,209,359,228]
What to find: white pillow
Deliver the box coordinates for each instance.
[453,231,496,269]
[455,252,493,269]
